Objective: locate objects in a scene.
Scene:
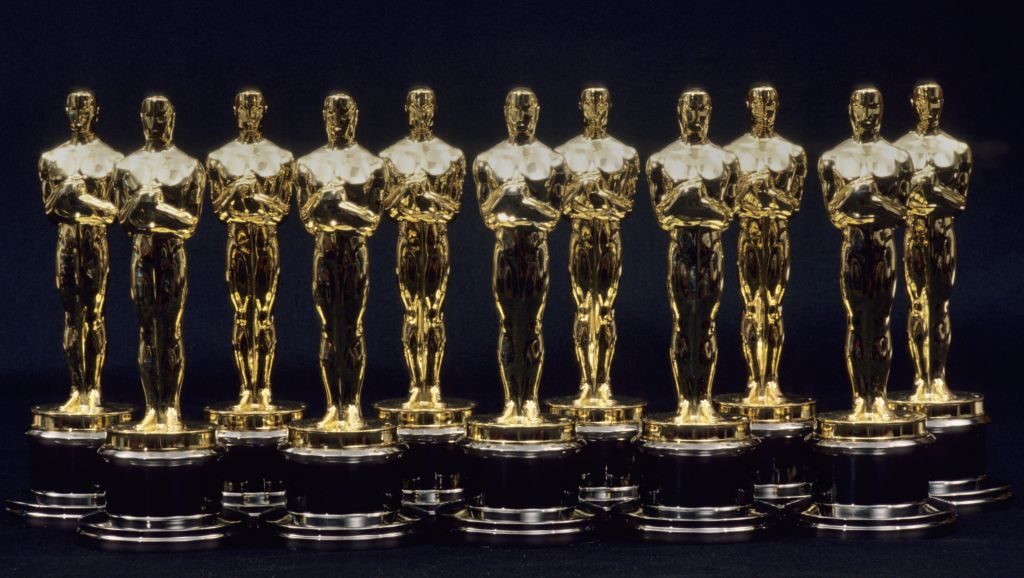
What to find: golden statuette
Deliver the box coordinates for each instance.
[375,87,474,427]
[7,90,133,523]
[205,90,304,437]
[115,96,205,433]
[547,87,642,416]
[475,88,566,427]
[729,85,807,406]
[647,89,738,425]
[38,91,127,417]
[819,87,912,422]
[296,93,387,431]
[895,82,971,402]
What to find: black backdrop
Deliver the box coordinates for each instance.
[1,0,1021,575]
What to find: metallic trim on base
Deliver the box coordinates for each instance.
[222,490,287,514]
[403,488,464,513]
[77,511,242,551]
[796,498,956,537]
[264,508,421,549]
[754,482,812,505]
[931,476,1012,511]
[615,503,773,543]
[6,490,105,527]
[440,503,596,546]
[579,485,638,510]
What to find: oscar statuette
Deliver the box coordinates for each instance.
[545,87,645,510]
[797,87,956,535]
[374,87,475,514]
[616,90,771,542]
[7,91,133,525]
[265,93,420,548]
[204,90,305,517]
[441,88,595,544]
[714,85,816,505]
[888,82,1010,509]
[79,96,240,550]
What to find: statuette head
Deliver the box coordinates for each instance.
[324,92,358,147]
[747,85,778,138]
[580,86,610,138]
[141,95,175,149]
[912,82,943,134]
[677,89,711,144]
[406,87,436,141]
[849,87,883,142]
[504,87,539,144]
[66,90,98,139]
[234,89,267,141]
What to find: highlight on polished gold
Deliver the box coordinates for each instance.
[116,95,206,433]
[375,87,475,429]
[296,92,388,431]
[475,87,566,427]
[819,87,913,422]
[647,89,738,425]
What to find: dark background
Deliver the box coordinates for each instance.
[1,0,1021,575]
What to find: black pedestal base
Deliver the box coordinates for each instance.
[798,429,957,537]
[576,423,640,510]
[79,444,239,550]
[750,421,813,505]
[6,429,109,526]
[217,429,288,515]
[926,417,1012,510]
[444,438,595,545]
[266,442,420,549]
[620,435,770,543]
[397,426,466,514]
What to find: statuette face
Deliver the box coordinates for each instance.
[297,93,387,430]
[648,90,738,423]
[475,88,566,424]
[894,82,972,402]
[820,88,913,421]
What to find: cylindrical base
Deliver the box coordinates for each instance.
[375,398,475,514]
[575,423,640,509]
[7,403,133,526]
[7,429,108,526]
[797,411,957,536]
[889,391,1012,510]
[266,422,420,549]
[750,421,814,504]
[443,416,595,545]
[79,425,239,551]
[217,429,289,514]
[618,415,769,543]
[396,426,467,513]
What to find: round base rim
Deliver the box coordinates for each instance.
[375,398,476,428]
[714,393,815,423]
[264,509,421,550]
[754,482,813,505]
[931,477,1012,511]
[31,403,134,431]
[205,400,306,431]
[466,414,575,443]
[545,396,646,424]
[77,511,242,552]
[888,390,984,419]
[106,422,217,451]
[796,498,956,537]
[440,503,596,546]
[615,503,773,543]
[6,496,103,526]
